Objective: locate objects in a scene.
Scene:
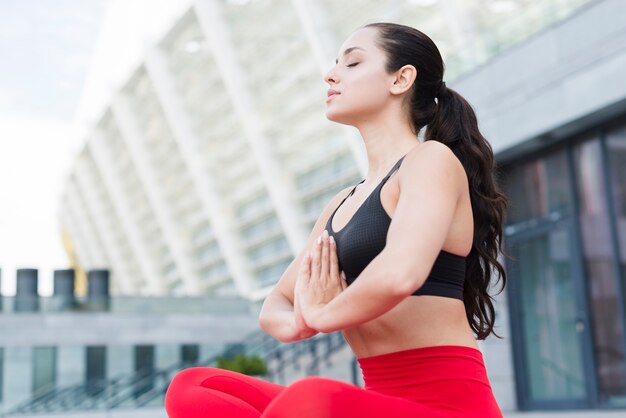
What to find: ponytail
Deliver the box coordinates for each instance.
[426,84,509,340]
[365,22,509,339]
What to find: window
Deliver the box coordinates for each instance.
[503,125,626,409]
[133,345,155,399]
[86,346,106,396]
[181,344,200,366]
[32,347,56,395]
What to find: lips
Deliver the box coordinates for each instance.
[326,90,340,102]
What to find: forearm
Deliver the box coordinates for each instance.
[308,256,414,333]
[259,291,316,343]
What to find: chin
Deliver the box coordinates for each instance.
[325,109,355,126]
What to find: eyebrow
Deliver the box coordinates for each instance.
[335,46,366,64]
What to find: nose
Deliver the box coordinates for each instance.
[324,66,337,85]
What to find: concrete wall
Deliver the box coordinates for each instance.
[454,0,626,162]
[0,312,258,347]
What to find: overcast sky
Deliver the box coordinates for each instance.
[0,0,108,295]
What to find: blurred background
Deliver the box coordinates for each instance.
[1,0,625,416]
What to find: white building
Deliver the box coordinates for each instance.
[50,0,626,416]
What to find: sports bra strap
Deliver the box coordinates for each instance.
[384,155,406,181]
[342,179,365,203]
[342,154,407,204]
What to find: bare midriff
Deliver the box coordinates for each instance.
[343,295,480,359]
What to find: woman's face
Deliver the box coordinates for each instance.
[324,27,395,126]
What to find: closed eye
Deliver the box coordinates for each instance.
[347,62,359,67]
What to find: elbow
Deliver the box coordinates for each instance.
[258,300,269,328]
[258,313,268,333]
[258,302,298,343]
[258,314,289,343]
[257,304,278,339]
[390,266,427,297]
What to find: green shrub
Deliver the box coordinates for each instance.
[216,354,268,376]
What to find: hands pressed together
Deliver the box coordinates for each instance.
[293,229,347,335]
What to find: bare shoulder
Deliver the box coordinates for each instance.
[399,140,466,189]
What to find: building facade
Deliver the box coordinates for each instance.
[55,0,626,415]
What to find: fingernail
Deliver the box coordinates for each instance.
[329,235,335,244]
[316,236,321,245]
[323,229,329,239]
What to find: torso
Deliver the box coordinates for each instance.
[329,158,479,359]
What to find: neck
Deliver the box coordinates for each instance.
[354,107,420,181]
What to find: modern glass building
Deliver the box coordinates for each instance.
[50,0,626,415]
[502,121,626,409]
[0,291,261,417]
[59,0,593,299]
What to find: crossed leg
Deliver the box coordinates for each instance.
[165,369,456,418]
[262,376,449,418]
[164,367,285,418]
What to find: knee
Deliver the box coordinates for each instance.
[288,376,341,397]
[264,377,338,417]
[288,377,329,392]
[167,367,222,393]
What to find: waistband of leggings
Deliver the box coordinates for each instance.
[357,344,484,366]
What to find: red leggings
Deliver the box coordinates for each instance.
[164,345,503,417]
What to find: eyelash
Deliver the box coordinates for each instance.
[346,62,359,67]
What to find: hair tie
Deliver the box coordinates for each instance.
[437,80,446,97]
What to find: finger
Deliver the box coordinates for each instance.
[341,271,348,290]
[329,235,340,280]
[310,236,321,279]
[321,231,330,280]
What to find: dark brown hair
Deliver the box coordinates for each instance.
[364,22,509,340]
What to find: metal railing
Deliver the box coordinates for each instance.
[3,330,349,416]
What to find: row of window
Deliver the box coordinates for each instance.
[0,344,203,404]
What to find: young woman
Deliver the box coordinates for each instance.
[165,22,508,418]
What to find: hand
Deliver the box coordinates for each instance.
[296,229,347,330]
[292,257,318,340]
[292,297,318,341]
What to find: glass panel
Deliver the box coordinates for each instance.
[86,346,107,396]
[502,150,571,225]
[133,345,155,399]
[604,126,626,404]
[181,344,200,366]
[32,347,57,395]
[514,226,586,400]
[574,138,626,405]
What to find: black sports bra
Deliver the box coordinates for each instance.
[325,154,466,300]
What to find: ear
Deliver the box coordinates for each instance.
[389,64,417,96]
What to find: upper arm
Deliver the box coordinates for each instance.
[382,142,465,293]
[271,185,356,304]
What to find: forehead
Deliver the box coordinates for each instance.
[338,26,380,55]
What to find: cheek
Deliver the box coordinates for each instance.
[351,82,388,108]
[328,74,388,119]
